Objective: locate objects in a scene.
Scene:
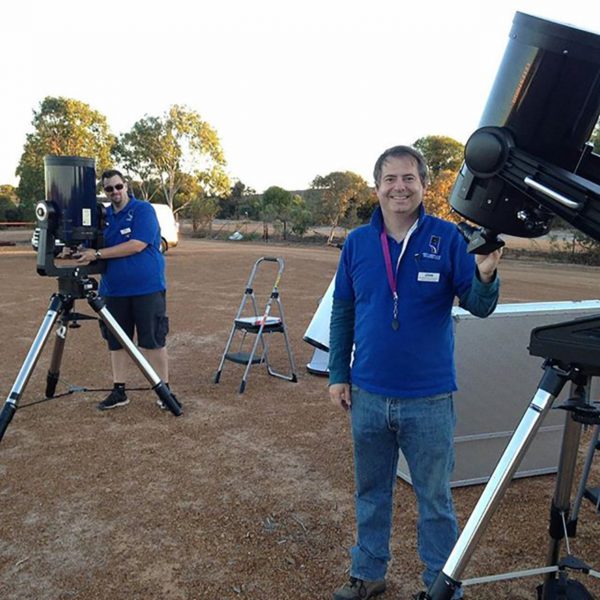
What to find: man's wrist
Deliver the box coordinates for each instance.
[94,249,103,259]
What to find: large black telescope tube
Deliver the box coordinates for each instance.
[450,13,600,238]
[43,155,98,245]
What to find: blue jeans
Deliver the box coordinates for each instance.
[349,386,462,599]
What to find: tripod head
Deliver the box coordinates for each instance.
[450,13,600,252]
[36,155,106,278]
[56,271,99,300]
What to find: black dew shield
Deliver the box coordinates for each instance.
[44,155,98,244]
[450,12,600,238]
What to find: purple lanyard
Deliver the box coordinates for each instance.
[380,230,400,330]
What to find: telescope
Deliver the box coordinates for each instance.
[36,155,106,279]
[0,156,182,443]
[449,12,599,254]
[419,12,600,600]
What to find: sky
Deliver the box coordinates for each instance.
[1,0,598,194]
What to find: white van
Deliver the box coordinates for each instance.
[151,203,179,252]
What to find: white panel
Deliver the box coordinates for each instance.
[397,301,600,487]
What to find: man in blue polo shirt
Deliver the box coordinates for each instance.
[76,169,171,411]
[329,146,502,600]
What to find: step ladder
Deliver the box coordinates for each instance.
[213,256,298,393]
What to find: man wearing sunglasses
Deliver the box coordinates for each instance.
[76,169,173,411]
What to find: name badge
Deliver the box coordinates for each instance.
[120,227,132,235]
[418,272,440,283]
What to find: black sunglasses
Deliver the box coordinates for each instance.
[104,183,125,193]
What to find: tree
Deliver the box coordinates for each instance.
[115,105,230,210]
[188,196,219,233]
[218,180,256,219]
[261,186,293,240]
[289,194,313,237]
[423,169,461,223]
[16,97,115,218]
[0,185,21,222]
[413,135,464,180]
[309,171,372,244]
[413,135,464,221]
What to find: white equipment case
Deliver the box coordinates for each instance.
[397,300,600,487]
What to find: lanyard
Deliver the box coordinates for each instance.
[380,222,417,330]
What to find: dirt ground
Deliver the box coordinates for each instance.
[0,233,599,600]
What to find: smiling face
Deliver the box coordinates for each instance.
[102,175,129,212]
[375,155,426,219]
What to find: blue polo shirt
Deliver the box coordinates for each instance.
[99,197,166,297]
[329,205,499,398]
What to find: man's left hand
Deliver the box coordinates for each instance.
[476,248,503,283]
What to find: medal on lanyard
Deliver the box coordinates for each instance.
[380,230,400,330]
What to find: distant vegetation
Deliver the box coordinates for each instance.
[2,96,599,264]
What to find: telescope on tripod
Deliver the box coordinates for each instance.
[417,12,600,600]
[0,156,182,444]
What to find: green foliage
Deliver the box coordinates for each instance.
[413,135,464,180]
[261,186,294,239]
[412,135,464,221]
[188,196,219,233]
[15,97,115,217]
[0,198,21,222]
[0,186,24,222]
[309,171,372,243]
[114,105,230,210]
[217,180,257,219]
[424,169,461,223]
[289,194,313,237]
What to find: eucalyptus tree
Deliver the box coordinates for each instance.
[115,105,230,210]
[413,134,464,222]
[309,171,372,244]
[413,135,464,180]
[16,96,114,217]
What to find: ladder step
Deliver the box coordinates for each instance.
[225,352,265,365]
[234,316,284,333]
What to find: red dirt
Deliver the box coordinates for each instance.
[0,237,599,600]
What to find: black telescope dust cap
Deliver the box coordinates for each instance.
[449,12,600,238]
[44,155,98,244]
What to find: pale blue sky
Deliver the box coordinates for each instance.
[1,0,598,193]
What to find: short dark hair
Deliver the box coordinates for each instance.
[373,145,429,188]
[100,169,126,183]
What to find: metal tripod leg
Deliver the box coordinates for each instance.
[45,297,77,399]
[572,424,600,516]
[0,294,66,442]
[539,405,585,599]
[425,365,570,600]
[86,293,182,417]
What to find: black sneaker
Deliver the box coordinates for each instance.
[333,577,386,600]
[97,389,129,411]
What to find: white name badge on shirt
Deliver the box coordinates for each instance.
[418,272,440,283]
[120,227,132,235]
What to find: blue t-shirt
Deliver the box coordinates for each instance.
[329,205,499,398]
[99,197,166,297]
